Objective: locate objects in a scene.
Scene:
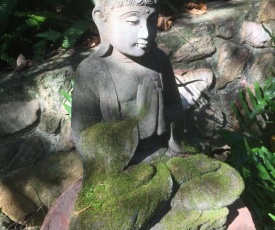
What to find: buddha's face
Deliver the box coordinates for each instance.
[106,5,158,58]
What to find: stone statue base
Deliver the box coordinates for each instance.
[67,154,243,230]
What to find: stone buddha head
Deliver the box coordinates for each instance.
[92,0,160,58]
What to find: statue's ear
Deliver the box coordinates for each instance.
[92,8,106,27]
[92,7,112,57]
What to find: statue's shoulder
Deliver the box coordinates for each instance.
[76,53,107,81]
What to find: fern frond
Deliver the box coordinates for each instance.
[0,0,18,34]
[36,30,62,42]
[62,20,91,49]
[0,33,16,66]
[33,39,47,61]
[14,11,74,24]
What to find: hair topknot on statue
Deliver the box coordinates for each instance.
[97,0,159,8]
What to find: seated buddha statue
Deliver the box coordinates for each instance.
[70,1,244,229]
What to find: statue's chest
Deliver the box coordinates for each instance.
[112,68,161,102]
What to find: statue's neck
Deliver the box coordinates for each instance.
[109,49,145,64]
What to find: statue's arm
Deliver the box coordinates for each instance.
[154,48,182,115]
[71,61,102,145]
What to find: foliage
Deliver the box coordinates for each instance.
[220,76,275,228]
[262,24,275,47]
[161,0,179,13]
[61,79,74,118]
[0,0,95,67]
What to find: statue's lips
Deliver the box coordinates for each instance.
[136,40,149,49]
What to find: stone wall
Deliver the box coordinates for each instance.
[157,0,275,148]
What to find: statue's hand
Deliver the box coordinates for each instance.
[136,77,159,139]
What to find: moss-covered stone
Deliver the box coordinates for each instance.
[70,163,173,230]
[166,154,221,184]
[79,119,139,180]
[170,156,244,211]
[151,208,228,230]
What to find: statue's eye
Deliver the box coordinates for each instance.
[126,16,140,25]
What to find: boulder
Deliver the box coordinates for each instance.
[0,150,83,226]
[216,42,250,89]
[175,68,213,109]
[0,100,40,137]
[258,0,275,22]
[241,21,273,48]
[173,36,216,63]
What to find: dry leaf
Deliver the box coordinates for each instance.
[197,3,207,11]
[157,16,172,31]
[188,8,207,15]
[184,2,207,14]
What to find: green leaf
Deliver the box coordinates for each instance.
[269,213,275,221]
[62,20,91,49]
[36,30,62,42]
[60,90,72,103]
[262,24,275,45]
[63,103,71,117]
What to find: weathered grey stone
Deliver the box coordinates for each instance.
[157,43,171,55]
[0,142,18,172]
[216,42,250,88]
[258,0,275,22]
[241,21,272,47]
[249,52,275,82]
[173,36,216,62]
[175,69,213,109]
[216,20,236,39]
[60,117,74,150]
[38,111,62,134]
[6,135,45,171]
[0,150,82,225]
[0,100,40,137]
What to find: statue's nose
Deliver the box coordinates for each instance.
[138,23,149,40]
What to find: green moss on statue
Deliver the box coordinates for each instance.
[71,163,173,230]
[79,118,139,182]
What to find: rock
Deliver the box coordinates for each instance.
[0,100,40,137]
[173,36,216,62]
[216,19,236,39]
[241,21,272,48]
[157,43,171,55]
[258,0,275,22]
[38,111,63,134]
[249,52,275,83]
[6,135,45,171]
[216,42,250,89]
[59,117,74,150]
[175,68,213,109]
[0,150,83,225]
